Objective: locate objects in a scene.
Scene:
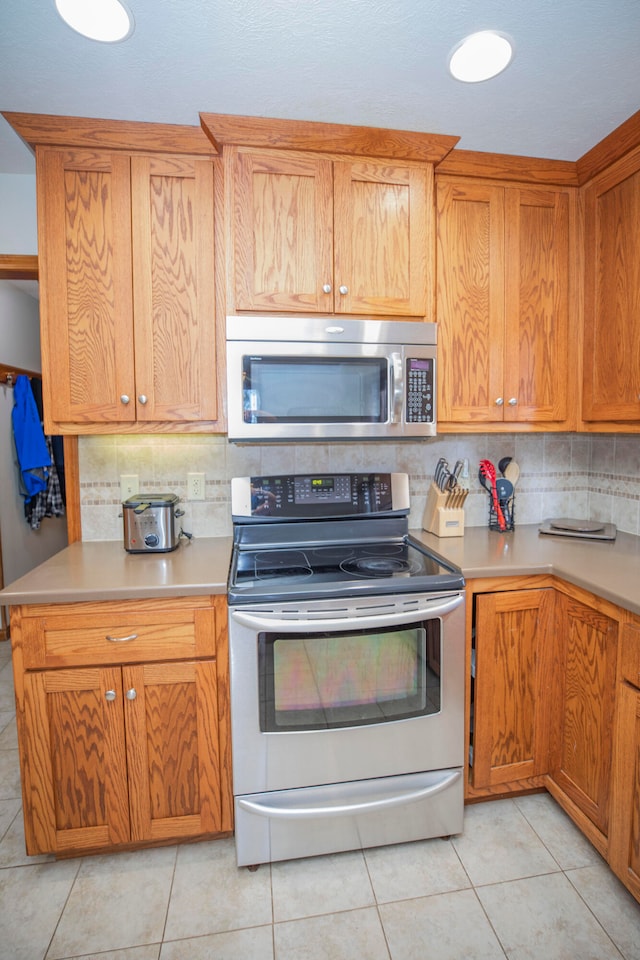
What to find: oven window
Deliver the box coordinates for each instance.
[243,356,387,423]
[258,620,441,731]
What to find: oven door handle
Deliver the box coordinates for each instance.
[230,592,463,632]
[237,769,462,820]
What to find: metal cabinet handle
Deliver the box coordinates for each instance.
[322,283,332,294]
[120,394,130,405]
[105,632,138,643]
[138,394,148,405]
[508,397,517,406]
[126,688,137,701]
[495,397,504,406]
[338,285,348,295]
[105,689,117,702]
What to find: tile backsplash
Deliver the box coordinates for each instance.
[78,433,640,541]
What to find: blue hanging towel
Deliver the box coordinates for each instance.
[11,374,52,502]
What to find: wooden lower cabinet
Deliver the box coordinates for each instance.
[470,586,555,792]
[548,590,619,841]
[11,595,232,857]
[609,621,640,899]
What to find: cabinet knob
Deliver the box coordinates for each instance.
[495,397,504,406]
[138,394,148,405]
[105,689,117,702]
[322,283,332,294]
[126,688,137,701]
[338,285,349,295]
[120,394,130,405]
[508,397,518,406]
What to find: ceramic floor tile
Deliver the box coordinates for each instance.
[514,793,603,870]
[0,860,80,960]
[53,949,161,960]
[46,846,177,959]
[0,708,14,733]
[271,849,375,922]
[567,862,640,960]
[452,798,560,886]
[0,714,18,749]
[160,925,274,960]
[0,660,15,711]
[0,796,21,844]
[477,871,624,960]
[274,907,390,960]
[0,804,55,867]
[163,838,272,941]
[364,837,471,903]
[0,747,22,799]
[379,888,506,960]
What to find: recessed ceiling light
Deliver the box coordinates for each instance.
[54,0,135,43]
[449,31,514,83]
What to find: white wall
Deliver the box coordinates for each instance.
[0,283,67,586]
[0,174,37,253]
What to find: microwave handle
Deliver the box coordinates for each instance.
[389,352,404,423]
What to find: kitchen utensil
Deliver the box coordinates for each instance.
[479,459,506,531]
[495,477,514,527]
[498,456,512,475]
[435,457,454,491]
[122,492,182,553]
[504,460,520,487]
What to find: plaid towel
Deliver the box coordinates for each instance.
[28,435,65,530]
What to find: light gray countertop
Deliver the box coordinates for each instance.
[1,525,639,616]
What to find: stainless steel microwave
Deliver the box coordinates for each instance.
[226,316,437,442]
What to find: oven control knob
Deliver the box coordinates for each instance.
[144,534,160,547]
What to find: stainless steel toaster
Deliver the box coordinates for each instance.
[122,493,181,553]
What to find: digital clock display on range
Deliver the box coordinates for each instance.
[311,478,334,490]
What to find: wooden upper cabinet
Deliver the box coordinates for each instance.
[582,145,640,423]
[228,146,431,317]
[37,147,216,431]
[436,177,574,428]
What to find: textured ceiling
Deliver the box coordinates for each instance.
[0,0,639,174]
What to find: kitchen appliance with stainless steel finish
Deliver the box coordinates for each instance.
[226,316,437,442]
[122,493,181,553]
[227,472,466,866]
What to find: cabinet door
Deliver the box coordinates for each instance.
[504,187,571,423]
[231,147,334,312]
[550,593,618,835]
[131,155,217,421]
[583,150,640,421]
[436,179,505,422]
[21,667,130,855]
[37,148,136,426]
[333,160,430,316]
[610,680,640,899]
[124,660,221,842]
[472,589,555,788]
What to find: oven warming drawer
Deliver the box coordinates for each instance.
[234,768,463,867]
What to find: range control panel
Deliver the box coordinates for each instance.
[231,473,410,520]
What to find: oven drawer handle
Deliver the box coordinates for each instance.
[237,769,461,821]
[230,593,463,632]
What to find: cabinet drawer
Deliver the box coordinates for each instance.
[20,597,218,668]
[620,622,640,690]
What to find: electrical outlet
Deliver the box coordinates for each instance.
[120,474,139,499]
[188,472,205,501]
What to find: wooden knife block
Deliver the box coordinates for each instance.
[422,482,465,538]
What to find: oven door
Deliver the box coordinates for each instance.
[229,591,465,796]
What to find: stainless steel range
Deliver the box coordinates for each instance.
[227,472,466,867]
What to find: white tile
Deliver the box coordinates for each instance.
[271,849,375,922]
[61,948,161,960]
[452,798,560,886]
[567,862,640,960]
[364,837,470,903]
[514,793,603,870]
[0,860,79,960]
[0,804,54,867]
[163,838,272,941]
[274,907,390,960]
[161,925,274,960]
[0,715,18,749]
[478,871,624,960]
[47,846,176,959]
[380,888,506,960]
[0,797,21,844]
[0,748,22,800]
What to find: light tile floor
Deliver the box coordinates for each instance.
[1,637,639,959]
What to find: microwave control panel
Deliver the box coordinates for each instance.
[406,358,434,423]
